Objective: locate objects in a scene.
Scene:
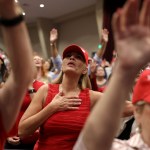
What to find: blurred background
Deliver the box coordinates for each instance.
[0,0,127,62]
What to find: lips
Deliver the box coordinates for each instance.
[67,61,75,66]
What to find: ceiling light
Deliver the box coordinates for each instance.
[15,0,18,2]
[40,4,44,8]
[22,12,25,16]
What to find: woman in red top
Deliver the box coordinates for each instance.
[19,44,103,150]
[95,65,107,93]
[5,80,44,149]
[0,0,33,149]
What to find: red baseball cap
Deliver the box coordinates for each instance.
[132,69,150,104]
[62,44,88,66]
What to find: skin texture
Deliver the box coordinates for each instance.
[0,0,33,133]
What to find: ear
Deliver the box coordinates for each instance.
[82,66,88,75]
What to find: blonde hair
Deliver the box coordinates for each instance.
[52,70,91,90]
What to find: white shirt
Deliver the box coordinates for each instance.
[73,133,150,150]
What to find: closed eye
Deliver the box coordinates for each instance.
[75,54,84,61]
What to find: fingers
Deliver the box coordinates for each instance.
[63,98,82,110]
[68,107,80,110]
[68,101,82,106]
[7,136,20,145]
[112,9,122,39]
[102,28,109,36]
[139,0,150,26]
[121,0,138,28]
[67,98,82,105]
[101,28,109,41]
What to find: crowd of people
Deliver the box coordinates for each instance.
[0,0,150,149]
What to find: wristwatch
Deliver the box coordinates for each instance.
[28,88,36,94]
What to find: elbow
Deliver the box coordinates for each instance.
[18,123,28,137]
[18,123,33,137]
[18,118,38,137]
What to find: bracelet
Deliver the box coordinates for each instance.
[0,14,24,27]
[28,88,36,94]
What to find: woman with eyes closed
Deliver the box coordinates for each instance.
[19,44,103,150]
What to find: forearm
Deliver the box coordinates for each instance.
[97,40,107,58]
[50,42,58,58]
[82,65,136,150]
[1,4,33,85]
[2,24,33,84]
[19,103,58,136]
[0,75,27,131]
[0,3,33,131]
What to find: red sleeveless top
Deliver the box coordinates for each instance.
[34,84,90,150]
[17,80,44,144]
[0,115,17,149]
[0,115,7,150]
[0,80,44,149]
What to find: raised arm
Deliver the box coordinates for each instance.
[96,28,109,58]
[49,28,62,74]
[74,0,150,149]
[50,28,59,58]
[0,1,33,132]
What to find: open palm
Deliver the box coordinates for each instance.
[112,0,150,71]
[50,28,58,43]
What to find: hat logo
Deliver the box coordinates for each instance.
[147,75,150,81]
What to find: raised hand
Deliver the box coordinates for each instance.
[50,28,58,44]
[112,0,150,72]
[101,28,109,43]
[89,60,97,76]
[50,92,82,111]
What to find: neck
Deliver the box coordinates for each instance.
[36,68,42,80]
[97,76,105,81]
[61,73,80,93]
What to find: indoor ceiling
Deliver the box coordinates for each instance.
[18,0,97,23]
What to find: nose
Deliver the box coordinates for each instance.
[69,54,75,60]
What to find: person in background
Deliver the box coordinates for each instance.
[0,55,8,88]
[95,65,107,92]
[33,53,51,83]
[0,0,34,149]
[49,28,62,81]
[5,74,44,149]
[88,28,109,76]
[93,28,109,65]
[73,0,150,149]
[43,59,54,82]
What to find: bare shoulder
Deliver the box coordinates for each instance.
[33,84,49,102]
[38,84,49,92]
[89,90,103,108]
[36,84,50,104]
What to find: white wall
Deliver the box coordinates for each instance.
[58,13,100,57]
[0,2,103,59]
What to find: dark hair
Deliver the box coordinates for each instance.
[0,57,8,82]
